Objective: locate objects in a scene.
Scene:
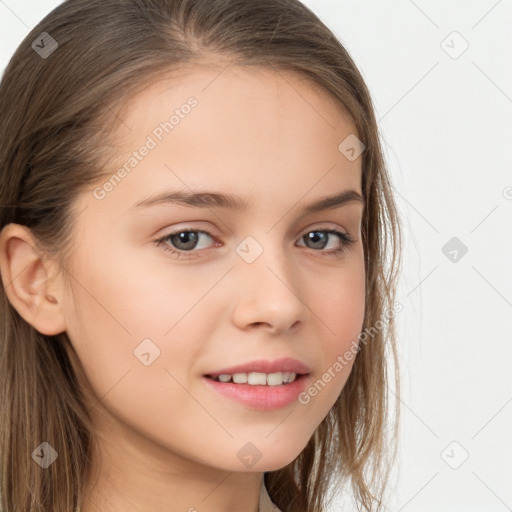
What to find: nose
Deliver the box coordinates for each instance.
[230,244,309,335]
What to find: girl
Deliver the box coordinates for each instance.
[0,1,402,511]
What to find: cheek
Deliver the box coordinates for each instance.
[67,246,206,338]
[301,257,365,412]
[315,256,366,349]
[61,251,212,446]
[62,249,214,399]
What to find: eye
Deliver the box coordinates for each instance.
[155,228,218,259]
[296,228,355,257]
[154,226,355,259]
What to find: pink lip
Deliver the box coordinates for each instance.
[202,374,310,411]
[204,357,311,378]
[202,357,311,411]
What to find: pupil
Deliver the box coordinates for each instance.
[307,231,327,249]
[173,231,198,250]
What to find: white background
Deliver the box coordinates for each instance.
[1,1,511,511]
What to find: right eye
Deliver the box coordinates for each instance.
[155,228,219,258]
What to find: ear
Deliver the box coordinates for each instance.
[0,223,67,335]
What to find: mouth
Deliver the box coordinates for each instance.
[201,357,311,409]
[202,372,311,410]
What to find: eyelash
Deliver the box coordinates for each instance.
[154,226,355,260]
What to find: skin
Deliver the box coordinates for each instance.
[0,61,366,512]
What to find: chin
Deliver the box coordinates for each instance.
[250,439,312,472]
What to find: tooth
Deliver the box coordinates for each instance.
[216,371,298,385]
[266,372,284,386]
[233,373,248,384]
[248,372,267,385]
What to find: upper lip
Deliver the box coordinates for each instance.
[204,357,311,378]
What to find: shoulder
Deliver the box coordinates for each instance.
[259,479,282,512]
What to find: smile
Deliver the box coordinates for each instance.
[207,371,299,386]
[202,373,310,410]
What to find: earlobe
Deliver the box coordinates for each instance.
[0,223,67,335]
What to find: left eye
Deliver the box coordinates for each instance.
[158,229,215,254]
[155,227,354,259]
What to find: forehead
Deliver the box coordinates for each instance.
[112,60,360,155]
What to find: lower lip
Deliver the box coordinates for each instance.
[202,374,310,411]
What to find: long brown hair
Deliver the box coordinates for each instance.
[0,1,402,510]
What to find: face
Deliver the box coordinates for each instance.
[59,63,366,475]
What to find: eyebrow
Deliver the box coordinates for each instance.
[130,188,364,213]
